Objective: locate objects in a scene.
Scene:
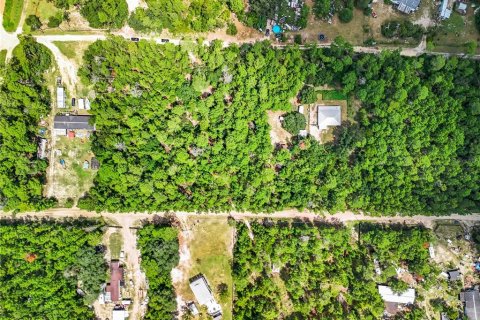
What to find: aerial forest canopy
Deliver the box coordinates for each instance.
[0,218,107,319]
[0,37,56,212]
[77,36,480,215]
[232,221,433,319]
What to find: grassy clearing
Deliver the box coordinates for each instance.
[320,90,347,100]
[109,231,123,260]
[0,50,7,67]
[179,218,234,320]
[432,11,480,54]
[53,41,77,59]
[51,136,97,201]
[2,0,24,32]
[22,0,59,32]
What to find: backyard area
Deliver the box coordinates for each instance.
[48,135,97,205]
[173,217,234,320]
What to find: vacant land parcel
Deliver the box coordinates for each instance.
[2,0,24,32]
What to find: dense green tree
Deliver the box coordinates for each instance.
[25,15,42,31]
[282,112,306,135]
[339,8,353,23]
[81,0,128,29]
[298,85,316,103]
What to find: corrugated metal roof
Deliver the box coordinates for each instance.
[318,106,341,131]
[54,115,95,130]
[378,285,415,304]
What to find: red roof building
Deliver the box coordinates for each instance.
[106,261,124,302]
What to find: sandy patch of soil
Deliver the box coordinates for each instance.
[267,110,292,146]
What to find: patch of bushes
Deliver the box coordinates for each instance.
[381,20,424,40]
[282,111,306,135]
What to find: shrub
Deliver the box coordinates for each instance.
[294,34,303,44]
[226,22,237,35]
[299,86,317,104]
[339,8,353,23]
[47,15,62,28]
[64,198,74,208]
[282,112,306,135]
[26,15,42,31]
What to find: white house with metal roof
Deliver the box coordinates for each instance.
[318,105,341,131]
[378,285,415,304]
[189,275,222,319]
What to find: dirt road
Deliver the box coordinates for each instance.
[4,207,480,225]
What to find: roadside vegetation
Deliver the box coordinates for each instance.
[232,221,436,319]
[128,0,232,33]
[138,223,179,319]
[0,36,57,212]
[2,0,24,32]
[0,218,107,318]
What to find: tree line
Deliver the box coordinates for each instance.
[0,36,56,212]
[137,223,180,319]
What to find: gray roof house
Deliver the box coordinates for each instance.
[460,289,480,320]
[447,269,461,281]
[189,275,222,319]
[54,115,95,130]
[392,0,420,13]
[318,106,341,131]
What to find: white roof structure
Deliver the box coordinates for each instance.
[112,310,128,320]
[78,98,85,110]
[85,98,91,110]
[317,106,341,131]
[190,275,222,316]
[378,285,415,304]
[458,2,467,10]
[57,87,65,108]
[54,128,67,136]
[439,0,452,19]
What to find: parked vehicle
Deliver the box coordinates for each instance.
[161,39,169,43]
[131,37,140,42]
[71,98,76,107]
[265,29,270,37]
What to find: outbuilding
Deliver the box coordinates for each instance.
[378,285,415,304]
[57,87,66,109]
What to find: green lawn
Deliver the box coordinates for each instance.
[53,41,77,59]
[0,50,7,67]
[2,0,24,32]
[320,90,347,100]
[22,0,59,32]
[109,231,123,260]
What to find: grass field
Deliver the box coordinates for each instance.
[432,11,480,55]
[0,50,7,67]
[22,0,58,32]
[109,231,123,260]
[53,41,78,59]
[178,218,234,320]
[51,136,97,201]
[2,0,24,32]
